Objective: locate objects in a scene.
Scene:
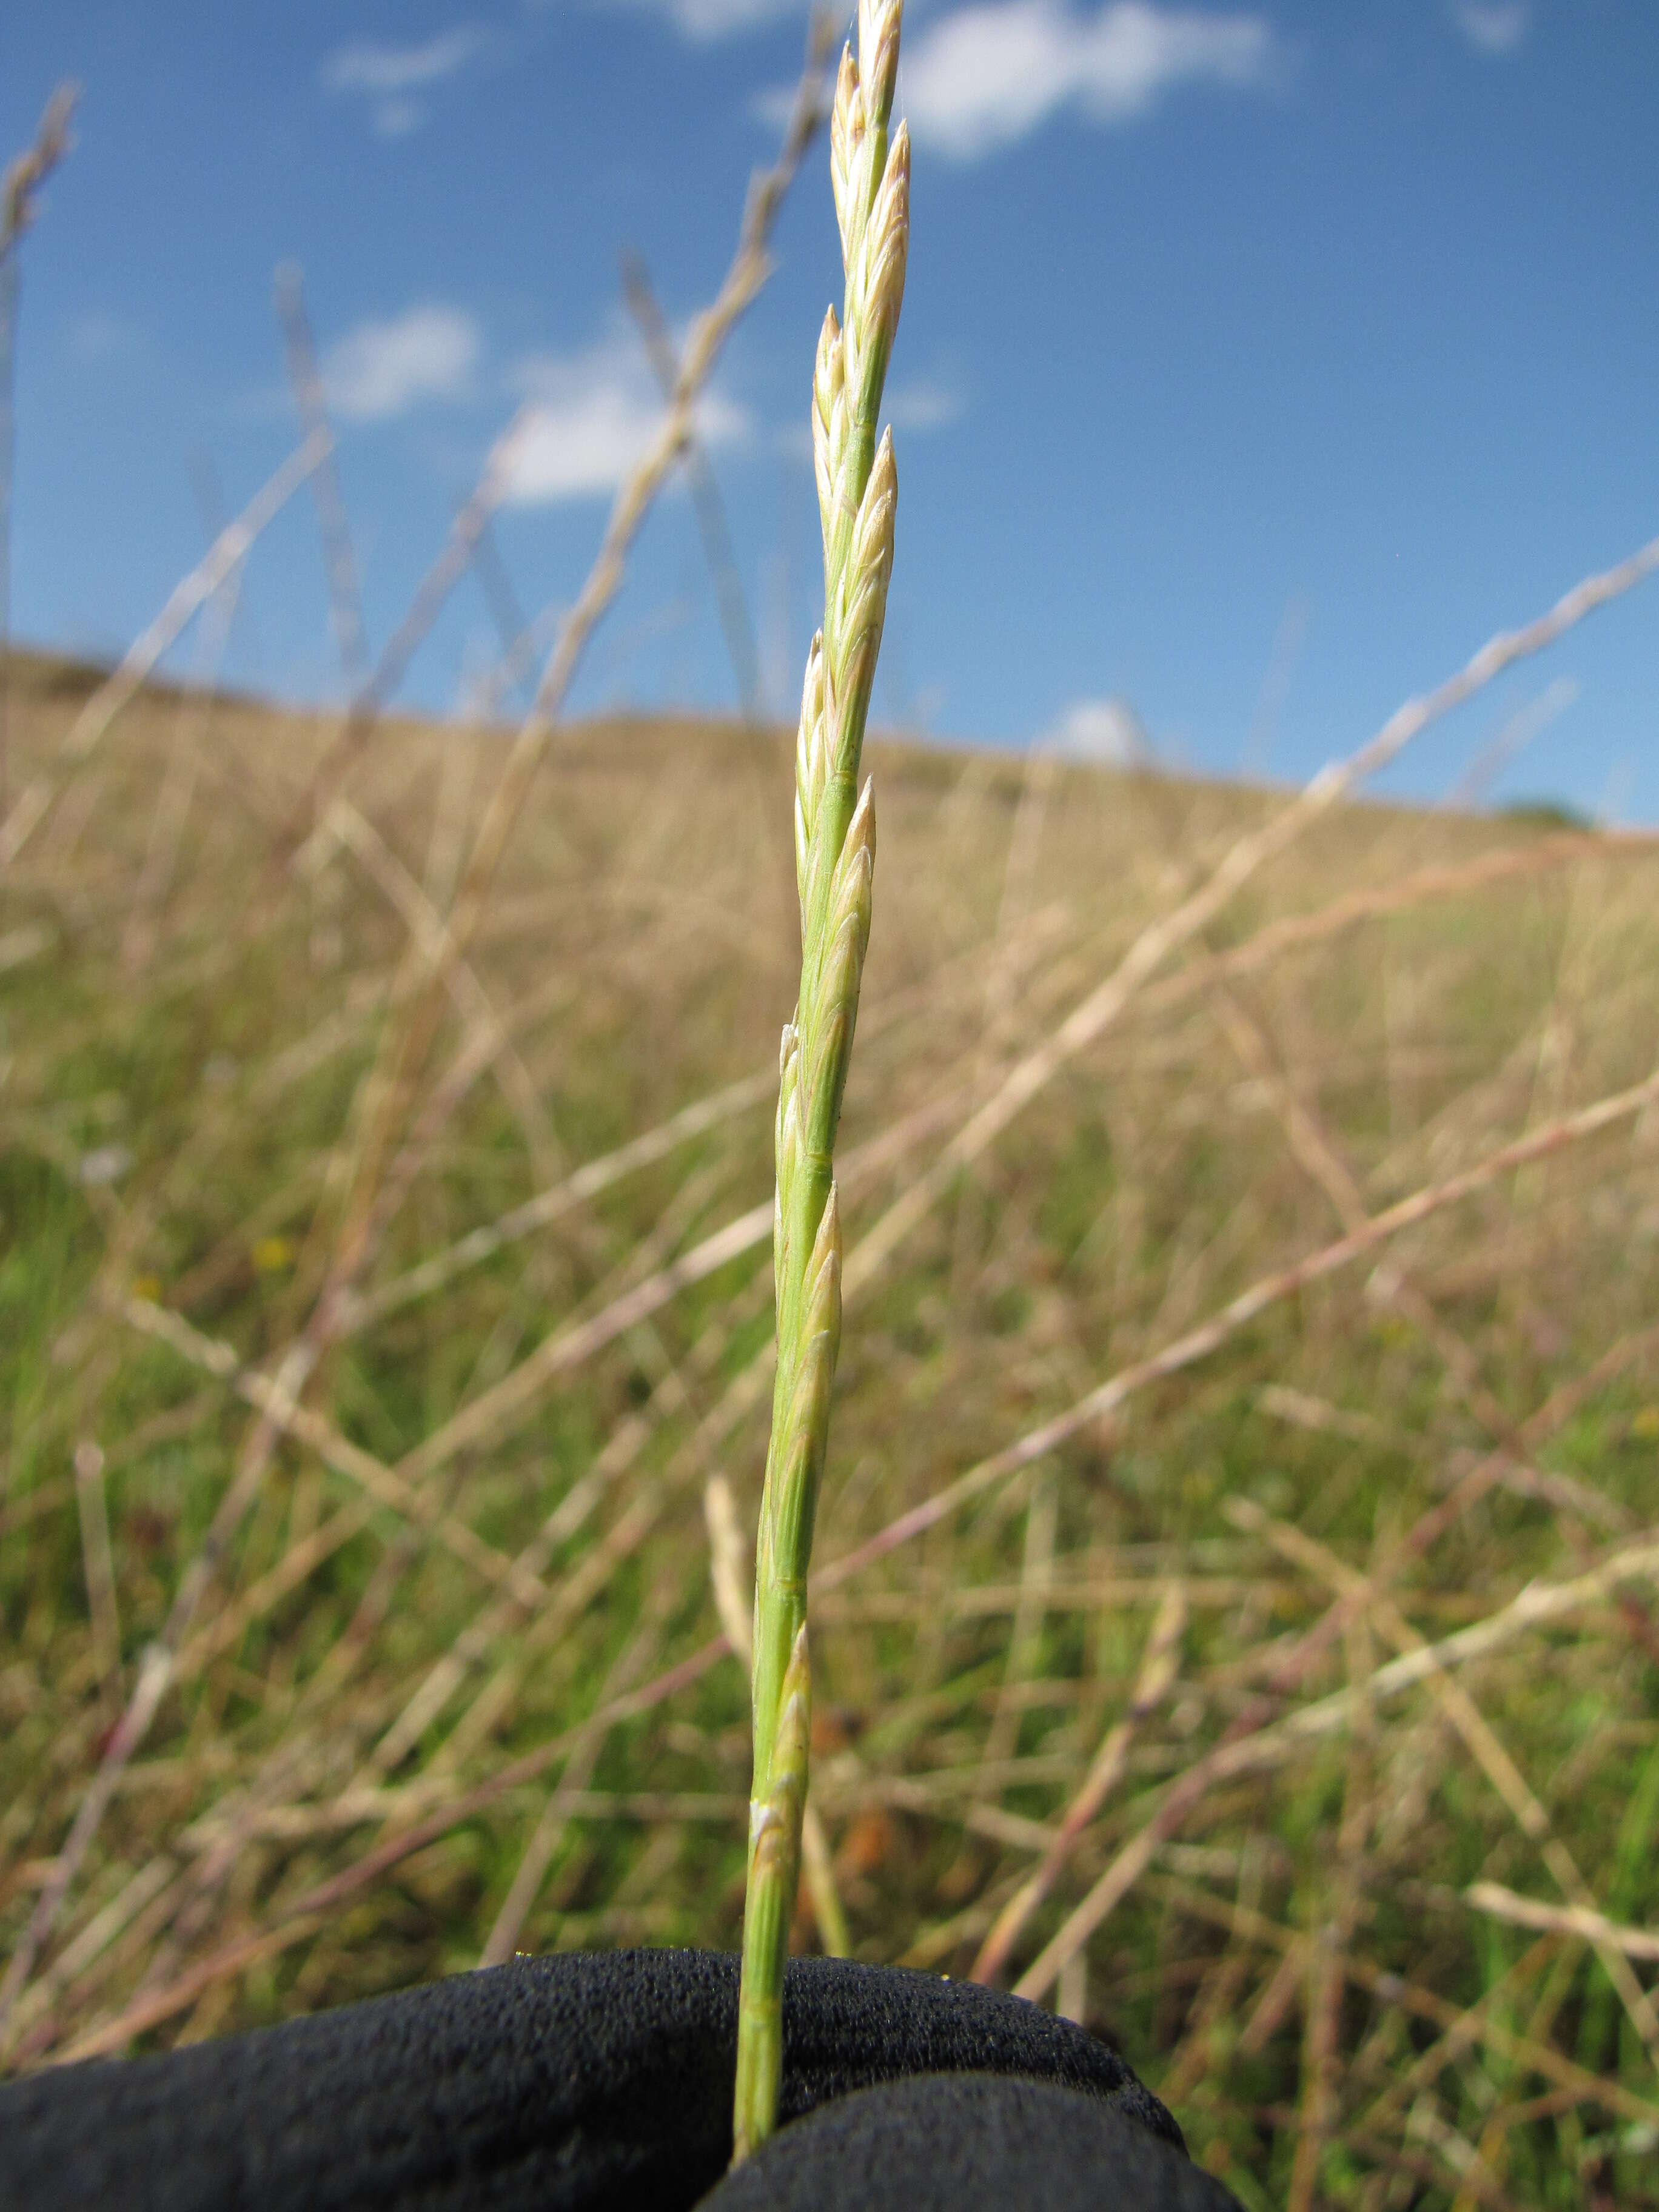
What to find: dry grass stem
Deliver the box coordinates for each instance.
[0,432,328,869]
[973,1581,1186,1984]
[1466,1884,1659,1965]
[0,84,78,261]
[843,534,1659,1302]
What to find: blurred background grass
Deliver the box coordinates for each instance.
[3,635,1658,2210]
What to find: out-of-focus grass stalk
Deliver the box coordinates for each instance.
[1,83,76,827]
[732,0,909,2163]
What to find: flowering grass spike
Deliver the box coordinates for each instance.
[731,0,910,2164]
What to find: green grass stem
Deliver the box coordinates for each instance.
[731,0,910,2162]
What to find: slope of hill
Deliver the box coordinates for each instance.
[2,647,1657,2208]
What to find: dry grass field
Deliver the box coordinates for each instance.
[3,635,1658,2208]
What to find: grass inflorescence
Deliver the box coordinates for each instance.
[733,0,908,2157]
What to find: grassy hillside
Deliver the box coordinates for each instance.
[2,645,1657,2208]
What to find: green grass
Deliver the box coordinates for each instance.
[2,643,1658,2207]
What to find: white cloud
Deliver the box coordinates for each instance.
[1449,2,1530,55]
[883,378,965,432]
[750,79,805,133]
[504,333,748,504]
[69,310,147,364]
[771,417,815,465]
[369,98,424,139]
[1042,697,1151,766]
[599,0,803,41]
[321,29,484,135]
[323,29,482,95]
[323,305,483,422]
[665,0,801,36]
[903,0,1272,160]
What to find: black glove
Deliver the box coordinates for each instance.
[0,1949,1242,2211]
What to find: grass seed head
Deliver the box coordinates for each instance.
[737,0,907,2160]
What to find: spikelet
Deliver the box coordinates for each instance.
[768,1188,842,1581]
[732,0,910,2163]
[825,431,897,783]
[771,1019,802,1291]
[842,123,909,432]
[803,791,876,1160]
[812,310,846,549]
[793,634,828,905]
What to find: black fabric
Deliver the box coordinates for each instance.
[703,2074,1242,2211]
[0,1949,1193,2212]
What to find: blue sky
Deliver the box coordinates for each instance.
[4,1,1658,816]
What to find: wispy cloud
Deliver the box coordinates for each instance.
[323,305,483,422]
[69,310,149,366]
[1041,696,1151,765]
[321,28,485,136]
[662,0,802,37]
[883,378,966,432]
[750,79,808,134]
[597,0,803,42]
[504,333,747,504]
[903,0,1273,161]
[1449,2,1530,55]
